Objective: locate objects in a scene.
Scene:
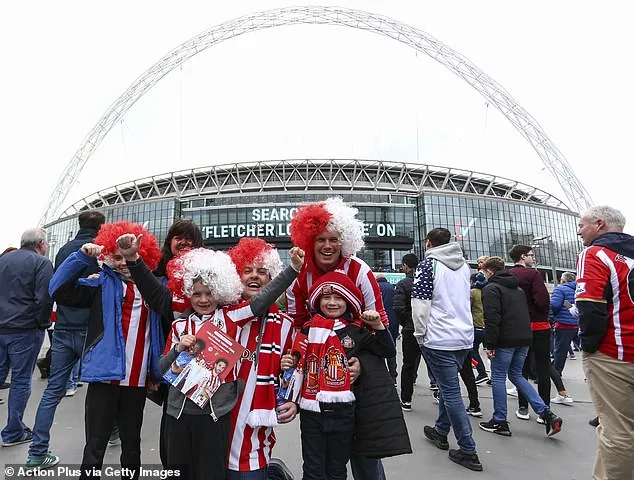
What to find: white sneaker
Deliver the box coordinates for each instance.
[536,416,546,424]
[64,387,77,397]
[506,387,518,397]
[551,394,574,405]
[515,408,530,420]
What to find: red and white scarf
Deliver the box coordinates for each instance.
[299,314,356,412]
[245,308,284,428]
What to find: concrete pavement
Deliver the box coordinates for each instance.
[1,340,597,479]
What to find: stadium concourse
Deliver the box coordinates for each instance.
[2,335,597,479]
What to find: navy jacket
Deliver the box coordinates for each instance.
[377,277,398,340]
[54,228,100,330]
[550,281,578,327]
[0,248,53,331]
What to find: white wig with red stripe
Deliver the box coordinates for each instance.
[166,248,243,305]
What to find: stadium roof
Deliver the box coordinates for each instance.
[59,159,570,218]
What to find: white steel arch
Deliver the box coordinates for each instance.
[40,6,593,225]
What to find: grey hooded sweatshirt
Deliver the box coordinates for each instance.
[411,242,474,350]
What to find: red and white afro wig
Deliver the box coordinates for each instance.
[94,221,161,271]
[166,248,243,305]
[290,197,364,260]
[228,237,283,278]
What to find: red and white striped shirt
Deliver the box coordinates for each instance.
[286,256,388,330]
[113,281,150,387]
[576,245,634,362]
[227,312,294,472]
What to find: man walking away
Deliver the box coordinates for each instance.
[508,244,551,422]
[394,254,421,412]
[0,228,53,447]
[412,228,482,472]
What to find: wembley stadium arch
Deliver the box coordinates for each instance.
[44,159,582,281]
[40,6,592,230]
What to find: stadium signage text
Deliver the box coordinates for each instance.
[200,206,398,240]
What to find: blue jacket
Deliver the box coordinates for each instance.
[0,248,53,331]
[377,277,398,340]
[53,228,100,330]
[550,281,578,327]
[49,250,165,383]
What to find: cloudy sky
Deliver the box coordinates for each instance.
[1,1,632,250]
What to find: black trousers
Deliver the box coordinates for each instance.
[459,351,479,409]
[399,330,421,403]
[519,329,551,409]
[300,408,355,480]
[80,382,147,480]
[164,411,230,480]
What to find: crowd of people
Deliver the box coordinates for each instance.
[0,200,632,479]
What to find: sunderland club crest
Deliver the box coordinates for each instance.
[305,353,320,395]
[341,335,355,349]
[321,346,348,388]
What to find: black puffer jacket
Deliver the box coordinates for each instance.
[351,349,412,459]
[482,271,532,349]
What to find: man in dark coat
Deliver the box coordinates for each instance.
[0,228,53,447]
[26,210,104,468]
[393,253,422,411]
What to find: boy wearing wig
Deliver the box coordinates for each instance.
[48,222,163,480]
[115,234,304,479]
[286,271,399,480]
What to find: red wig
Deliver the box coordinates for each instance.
[289,203,332,260]
[228,237,279,276]
[94,221,161,271]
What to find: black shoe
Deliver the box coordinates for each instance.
[401,401,412,412]
[479,419,512,436]
[474,374,489,385]
[466,406,483,417]
[541,410,563,437]
[448,449,483,472]
[589,416,599,427]
[36,359,49,379]
[267,458,294,480]
[0,382,9,390]
[429,383,439,391]
[423,425,449,450]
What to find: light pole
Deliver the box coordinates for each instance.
[533,235,558,286]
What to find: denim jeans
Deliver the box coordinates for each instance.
[300,408,355,480]
[225,467,267,479]
[421,346,476,454]
[553,328,578,374]
[350,453,386,480]
[0,329,45,443]
[67,360,80,390]
[472,328,487,377]
[490,346,548,422]
[28,329,86,458]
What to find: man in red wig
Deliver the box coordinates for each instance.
[48,221,163,479]
[226,237,296,480]
[286,197,389,480]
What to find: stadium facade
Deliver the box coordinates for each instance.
[44,159,582,280]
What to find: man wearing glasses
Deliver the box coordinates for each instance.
[508,245,552,424]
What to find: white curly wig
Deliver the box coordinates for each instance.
[324,197,365,257]
[168,248,243,305]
